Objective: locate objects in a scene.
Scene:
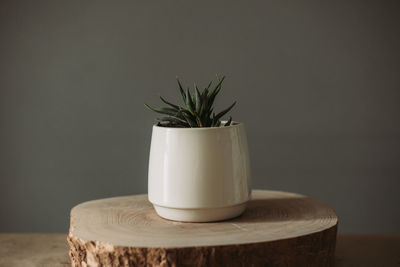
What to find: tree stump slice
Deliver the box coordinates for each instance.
[68,190,338,267]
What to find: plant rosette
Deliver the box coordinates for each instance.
[146,76,251,222]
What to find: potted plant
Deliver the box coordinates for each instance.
[145,75,251,222]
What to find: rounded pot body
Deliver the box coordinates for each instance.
[148,122,251,222]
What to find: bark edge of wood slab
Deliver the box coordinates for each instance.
[68,190,338,267]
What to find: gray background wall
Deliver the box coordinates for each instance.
[1,0,399,233]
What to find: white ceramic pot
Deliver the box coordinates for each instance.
[148,122,251,222]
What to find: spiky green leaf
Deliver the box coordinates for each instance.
[214,101,236,122]
[195,86,202,113]
[159,96,180,110]
[186,89,195,114]
[144,104,179,117]
[176,77,186,102]
[225,116,232,126]
[181,110,196,127]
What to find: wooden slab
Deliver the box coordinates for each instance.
[2,233,399,267]
[68,190,338,266]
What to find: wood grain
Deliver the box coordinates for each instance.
[68,190,338,266]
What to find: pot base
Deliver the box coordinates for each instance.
[153,203,247,222]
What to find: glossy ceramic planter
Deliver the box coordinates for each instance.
[148,122,251,222]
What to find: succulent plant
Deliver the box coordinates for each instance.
[145,75,236,128]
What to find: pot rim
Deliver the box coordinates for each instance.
[152,121,243,131]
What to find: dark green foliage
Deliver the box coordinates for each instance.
[145,75,236,127]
